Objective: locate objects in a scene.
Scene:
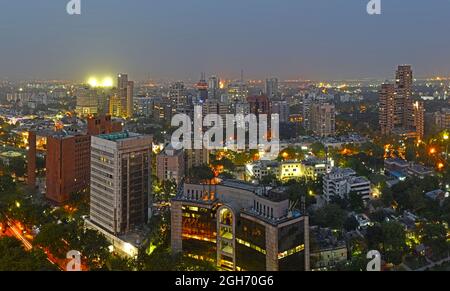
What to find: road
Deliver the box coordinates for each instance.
[3,217,64,270]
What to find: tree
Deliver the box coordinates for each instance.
[344,216,359,232]
[139,248,217,271]
[367,222,407,265]
[77,229,110,270]
[380,185,394,207]
[349,192,365,212]
[9,157,26,178]
[421,223,449,259]
[312,204,346,230]
[310,142,326,159]
[0,237,57,271]
[190,165,215,181]
[380,222,407,265]
[34,223,70,259]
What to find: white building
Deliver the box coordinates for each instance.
[88,132,152,236]
[323,168,371,202]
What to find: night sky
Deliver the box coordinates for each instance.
[1,0,450,81]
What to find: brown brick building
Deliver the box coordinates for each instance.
[45,115,122,204]
[46,134,91,203]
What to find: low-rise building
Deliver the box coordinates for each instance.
[310,226,348,270]
[384,158,434,179]
[323,168,371,202]
[156,144,185,185]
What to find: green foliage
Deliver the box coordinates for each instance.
[0,237,57,271]
[310,142,326,159]
[312,204,347,230]
[421,223,449,259]
[366,222,407,265]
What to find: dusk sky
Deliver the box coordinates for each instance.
[1,0,450,81]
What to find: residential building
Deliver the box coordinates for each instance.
[379,65,424,140]
[265,78,279,100]
[323,168,371,202]
[434,108,450,130]
[156,145,185,185]
[309,103,336,137]
[310,226,347,270]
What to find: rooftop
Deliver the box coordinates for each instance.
[97,131,139,142]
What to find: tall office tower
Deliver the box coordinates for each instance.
[271,100,290,123]
[413,101,425,141]
[265,78,279,100]
[228,81,249,102]
[117,73,134,118]
[396,65,413,128]
[168,81,186,103]
[208,75,220,100]
[309,103,336,137]
[196,73,209,102]
[89,132,152,236]
[75,86,100,117]
[202,99,229,121]
[379,83,396,135]
[247,95,271,116]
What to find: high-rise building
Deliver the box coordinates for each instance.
[434,108,450,130]
[379,65,424,140]
[309,103,336,137]
[202,99,229,122]
[46,133,91,204]
[396,65,413,128]
[114,74,134,118]
[413,101,425,140]
[271,100,290,123]
[247,95,271,116]
[208,76,220,100]
[45,116,121,204]
[171,179,310,271]
[301,94,313,129]
[89,132,152,235]
[168,82,187,104]
[185,148,210,176]
[379,83,396,135]
[75,87,110,117]
[196,73,209,102]
[265,78,279,100]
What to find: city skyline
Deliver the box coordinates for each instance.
[1,0,450,81]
